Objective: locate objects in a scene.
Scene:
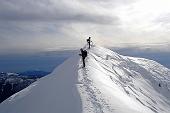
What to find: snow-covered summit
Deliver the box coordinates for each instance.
[0,45,170,113]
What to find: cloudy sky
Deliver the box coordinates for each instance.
[0,0,170,54]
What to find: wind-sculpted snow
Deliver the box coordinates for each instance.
[0,45,170,113]
[78,46,170,113]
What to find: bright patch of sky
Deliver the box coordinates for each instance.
[0,0,170,54]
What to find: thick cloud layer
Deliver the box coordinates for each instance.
[0,0,169,54]
[0,0,118,24]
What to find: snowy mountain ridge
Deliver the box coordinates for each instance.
[0,45,170,113]
[0,72,43,103]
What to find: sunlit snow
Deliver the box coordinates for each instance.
[0,45,170,113]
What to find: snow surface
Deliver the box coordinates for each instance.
[0,45,170,113]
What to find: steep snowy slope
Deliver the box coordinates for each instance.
[0,55,82,113]
[0,45,170,113]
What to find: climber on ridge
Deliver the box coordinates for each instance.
[87,37,92,49]
[79,48,87,67]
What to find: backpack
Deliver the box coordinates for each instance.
[83,50,87,57]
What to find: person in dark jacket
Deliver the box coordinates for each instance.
[79,48,87,67]
[87,37,92,49]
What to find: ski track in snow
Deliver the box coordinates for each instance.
[78,58,114,113]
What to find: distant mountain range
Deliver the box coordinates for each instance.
[0,71,49,103]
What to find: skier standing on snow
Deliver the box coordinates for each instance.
[87,37,92,49]
[79,48,87,67]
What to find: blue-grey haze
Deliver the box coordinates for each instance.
[0,50,77,73]
[0,48,169,73]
